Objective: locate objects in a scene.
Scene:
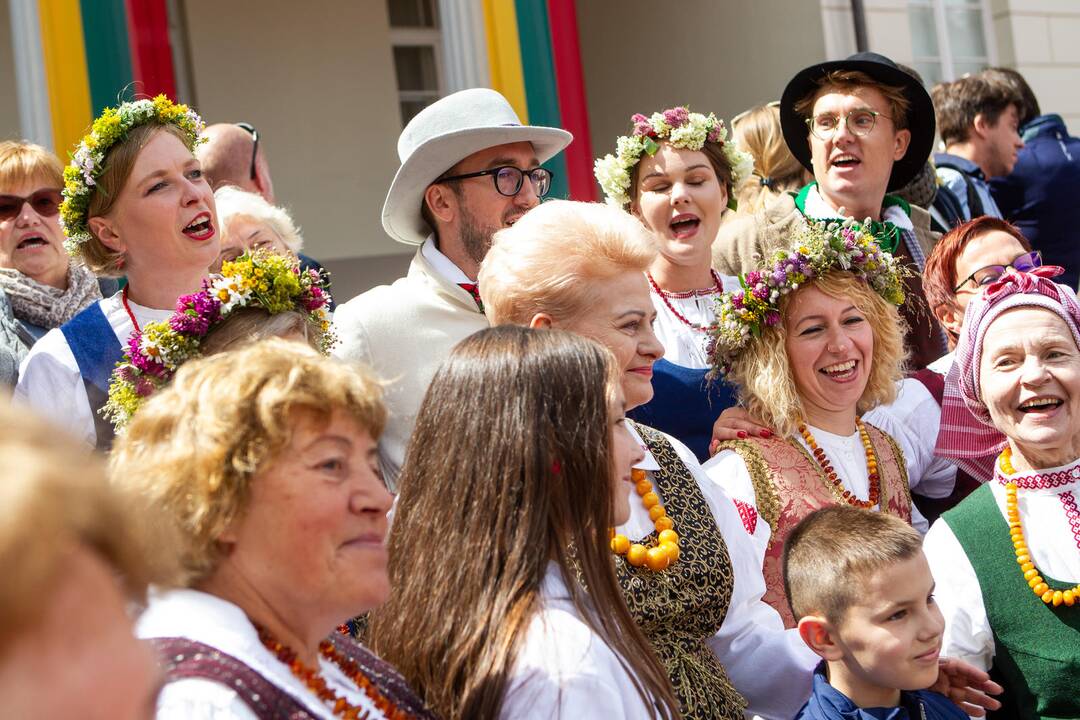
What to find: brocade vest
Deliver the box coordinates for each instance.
[944,485,1080,719]
[616,422,747,720]
[717,422,912,628]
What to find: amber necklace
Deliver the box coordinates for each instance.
[798,418,881,509]
[999,446,1080,607]
[610,468,681,571]
[255,622,410,719]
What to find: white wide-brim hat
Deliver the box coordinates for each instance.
[382,88,573,245]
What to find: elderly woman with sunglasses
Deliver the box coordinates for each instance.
[0,142,117,356]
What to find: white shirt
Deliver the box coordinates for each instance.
[649,273,740,369]
[865,379,957,505]
[136,588,391,720]
[924,460,1080,671]
[626,424,819,719]
[13,292,172,447]
[501,563,661,720]
[704,423,930,537]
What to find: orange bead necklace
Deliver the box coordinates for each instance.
[798,418,881,509]
[255,623,411,719]
[610,468,681,571]
[999,446,1080,607]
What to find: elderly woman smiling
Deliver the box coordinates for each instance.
[924,267,1080,719]
[479,199,822,720]
[703,220,917,628]
[112,339,432,719]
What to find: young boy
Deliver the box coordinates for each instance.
[783,506,967,719]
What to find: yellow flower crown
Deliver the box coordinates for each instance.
[60,95,205,255]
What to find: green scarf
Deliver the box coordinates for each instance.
[792,182,909,255]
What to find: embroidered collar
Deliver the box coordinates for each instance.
[995,455,1080,492]
[794,182,912,254]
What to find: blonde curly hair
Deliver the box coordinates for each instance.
[726,272,907,438]
[109,338,385,586]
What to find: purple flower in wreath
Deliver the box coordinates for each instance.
[631,113,653,137]
[745,270,761,286]
[662,107,689,128]
[707,124,723,143]
[169,292,221,335]
[134,376,156,397]
[764,310,781,327]
[771,268,788,285]
[752,283,769,301]
[731,292,745,310]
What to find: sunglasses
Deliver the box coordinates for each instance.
[953,251,1043,292]
[235,122,259,180]
[0,189,63,221]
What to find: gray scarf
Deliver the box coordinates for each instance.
[0,263,103,329]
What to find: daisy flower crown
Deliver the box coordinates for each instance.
[594,106,754,209]
[102,250,336,429]
[60,95,206,255]
[708,219,907,376]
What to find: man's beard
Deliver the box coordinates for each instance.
[458,204,502,266]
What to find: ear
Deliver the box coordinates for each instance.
[892,127,912,162]
[934,302,963,342]
[424,184,456,226]
[972,113,992,139]
[87,215,126,254]
[529,313,554,329]
[797,614,845,661]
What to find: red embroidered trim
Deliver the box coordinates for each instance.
[646,271,723,334]
[996,465,1080,490]
[1060,491,1080,551]
[650,270,726,299]
[733,498,758,535]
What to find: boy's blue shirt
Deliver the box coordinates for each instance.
[794,662,967,720]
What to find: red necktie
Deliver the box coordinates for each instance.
[458,283,484,313]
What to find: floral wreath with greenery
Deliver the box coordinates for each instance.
[594,106,755,209]
[60,95,205,255]
[708,219,907,376]
[102,251,335,429]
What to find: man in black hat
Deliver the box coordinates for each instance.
[716,52,946,369]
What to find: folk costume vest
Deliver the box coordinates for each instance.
[944,486,1080,719]
[718,422,912,628]
[152,636,435,719]
[616,422,747,720]
[59,302,122,452]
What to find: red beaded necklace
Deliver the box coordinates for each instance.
[798,418,881,509]
[121,285,141,334]
[646,270,724,334]
[255,623,409,719]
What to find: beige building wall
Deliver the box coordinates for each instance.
[990,0,1080,129]
[181,0,412,301]
[578,0,828,161]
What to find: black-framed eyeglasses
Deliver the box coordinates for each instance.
[235,122,259,180]
[438,165,553,198]
[0,189,62,220]
[806,109,891,140]
[953,251,1043,292]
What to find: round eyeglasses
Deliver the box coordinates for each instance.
[438,165,553,198]
[806,109,891,140]
[953,251,1043,292]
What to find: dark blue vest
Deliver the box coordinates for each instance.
[59,302,122,451]
[628,358,738,463]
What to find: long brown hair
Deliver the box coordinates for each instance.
[367,326,679,720]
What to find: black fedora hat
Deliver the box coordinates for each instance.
[779,52,935,192]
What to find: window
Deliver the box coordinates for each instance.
[388,0,444,126]
[908,0,995,86]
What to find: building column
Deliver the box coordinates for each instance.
[438,0,489,92]
[9,1,52,148]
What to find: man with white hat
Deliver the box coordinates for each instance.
[334,88,571,487]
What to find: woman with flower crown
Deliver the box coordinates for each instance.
[14,96,219,451]
[594,107,755,462]
[923,266,1080,719]
[702,220,916,629]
